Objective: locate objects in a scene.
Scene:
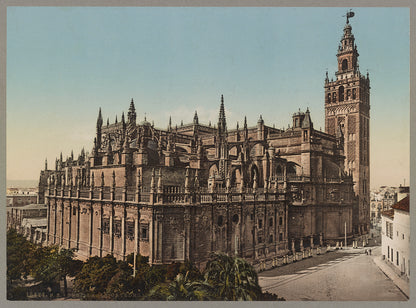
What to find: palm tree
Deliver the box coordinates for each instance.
[166,271,214,301]
[204,253,262,300]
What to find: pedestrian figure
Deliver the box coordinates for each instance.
[369,249,372,255]
[365,249,368,255]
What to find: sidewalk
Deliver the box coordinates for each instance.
[370,247,409,298]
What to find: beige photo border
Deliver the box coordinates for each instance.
[0,1,414,307]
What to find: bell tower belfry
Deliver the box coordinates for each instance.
[324,12,370,235]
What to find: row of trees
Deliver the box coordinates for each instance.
[7,229,284,301]
[7,229,83,299]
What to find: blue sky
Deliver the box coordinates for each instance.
[6,7,409,187]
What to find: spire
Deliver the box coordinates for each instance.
[337,11,358,75]
[128,98,137,124]
[193,111,199,125]
[97,108,103,128]
[115,115,118,123]
[122,112,125,124]
[168,116,172,131]
[302,108,313,129]
[107,118,109,126]
[258,114,264,125]
[217,95,227,135]
[45,158,48,170]
[244,116,247,129]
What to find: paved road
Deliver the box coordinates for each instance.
[259,247,407,301]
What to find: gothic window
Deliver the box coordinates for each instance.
[113,220,121,237]
[269,217,273,227]
[338,86,344,102]
[258,219,263,229]
[102,218,110,234]
[279,216,283,226]
[332,92,337,102]
[276,165,283,177]
[127,221,135,240]
[232,214,239,223]
[72,207,76,215]
[217,215,224,227]
[347,89,351,100]
[327,93,331,104]
[258,236,262,243]
[269,234,273,243]
[140,224,149,241]
[352,88,357,99]
[342,59,348,70]
[279,233,283,241]
[287,164,296,176]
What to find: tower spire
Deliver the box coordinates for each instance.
[217,95,227,135]
[128,98,137,124]
[193,111,199,125]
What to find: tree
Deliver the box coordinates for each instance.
[56,248,83,297]
[203,253,262,300]
[29,246,82,297]
[7,229,33,284]
[73,254,119,298]
[166,272,215,301]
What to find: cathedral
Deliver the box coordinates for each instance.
[39,15,370,268]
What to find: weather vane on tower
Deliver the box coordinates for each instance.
[344,9,355,24]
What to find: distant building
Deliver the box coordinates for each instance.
[371,185,409,227]
[381,195,410,279]
[21,217,48,245]
[6,193,38,207]
[7,204,48,245]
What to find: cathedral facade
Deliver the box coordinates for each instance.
[39,16,369,267]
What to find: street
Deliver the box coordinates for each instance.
[258,246,407,301]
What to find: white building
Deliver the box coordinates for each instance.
[381,195,410,278]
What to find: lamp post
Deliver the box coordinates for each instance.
[344,221,347,248]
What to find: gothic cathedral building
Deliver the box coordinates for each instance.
[37,15,369,269]
[324,17,370,234]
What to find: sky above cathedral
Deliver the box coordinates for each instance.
[6,6,409,188]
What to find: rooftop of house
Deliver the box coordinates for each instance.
[392,195,409,213]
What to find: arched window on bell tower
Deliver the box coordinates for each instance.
[339,86,344,102]
[342,59,348,71]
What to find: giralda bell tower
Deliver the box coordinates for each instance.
[324,11,370,235]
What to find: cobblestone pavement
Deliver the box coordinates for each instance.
[258,247,407,301]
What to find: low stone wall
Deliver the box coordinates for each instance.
[253,245,330,272]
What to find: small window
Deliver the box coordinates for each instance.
[127,222,135,240]
[342,59,348,70]
[141,224,149,241]
[279,217,283,226]
[72,207,76,215]
[269,234,273,243]
[102,218,110,234]
[258,236,262,243]
[269,218,273,227]
[402,234,405,240]
[113,220,121,237]
[258,219,263,229]
[232,214,239,223]
[279,233,283,241]
[217,215,224,227]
